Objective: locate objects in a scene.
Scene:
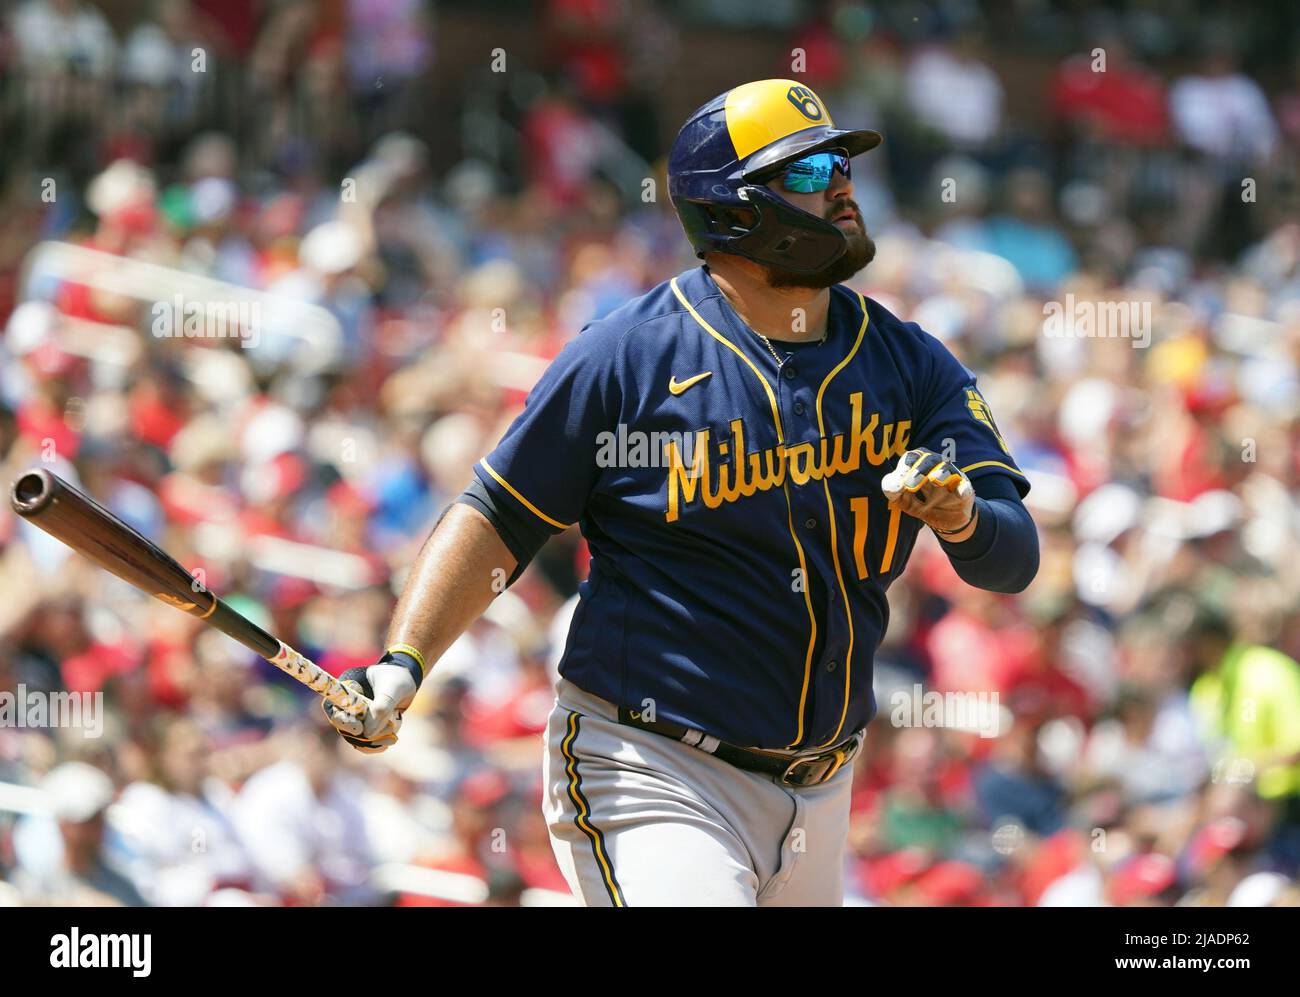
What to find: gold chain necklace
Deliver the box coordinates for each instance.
[753,327,828,366]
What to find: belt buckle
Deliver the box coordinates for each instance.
[780,745,849,787]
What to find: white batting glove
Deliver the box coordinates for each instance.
[881,448,976,536]
[322,655,420,754]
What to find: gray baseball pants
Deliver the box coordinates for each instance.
[541,677,859,907]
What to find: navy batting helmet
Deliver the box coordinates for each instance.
[668,79,882,273]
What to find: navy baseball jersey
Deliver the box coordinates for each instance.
[475,265,1029,750]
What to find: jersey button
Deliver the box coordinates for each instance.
[826,660,838,673]
[783,366,797,380]
[793,401,806,416]
[804,517,817,529]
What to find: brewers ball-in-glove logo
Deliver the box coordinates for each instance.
[965,387,1010,454]
[787,85,824,120]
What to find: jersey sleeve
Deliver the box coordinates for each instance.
[911,330,1030,498]
[474,322,623,533]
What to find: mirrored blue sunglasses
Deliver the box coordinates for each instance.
[779,149,851,193]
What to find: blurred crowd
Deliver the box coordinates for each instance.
[1,0,1299,906]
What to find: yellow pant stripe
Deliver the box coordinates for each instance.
[561,711,625,907]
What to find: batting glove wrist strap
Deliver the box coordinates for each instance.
[933,500,980,536]
[382,646,426,691]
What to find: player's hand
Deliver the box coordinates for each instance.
[322,656,419,754]
[881,448,977,538]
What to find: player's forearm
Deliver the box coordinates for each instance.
[938,493,1039,593]
[385,503,518,669]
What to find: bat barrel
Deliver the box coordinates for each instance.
[10,467,368,717]
[12,467,254,656]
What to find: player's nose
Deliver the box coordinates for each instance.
[826,168,854,204]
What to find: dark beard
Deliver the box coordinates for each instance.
[767,221,875,290]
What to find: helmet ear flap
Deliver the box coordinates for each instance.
[770,233,799,254]
[674,187,846,271]
[674,199,760,252]
[700,202,757,236]
[726,185,847,272]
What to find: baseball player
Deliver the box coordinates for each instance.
[324,79,1039,906]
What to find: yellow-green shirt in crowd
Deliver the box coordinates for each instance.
[1190,642,1300,799]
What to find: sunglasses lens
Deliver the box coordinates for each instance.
[781,151,850,193]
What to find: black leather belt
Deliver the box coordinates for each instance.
[617,706,860,787]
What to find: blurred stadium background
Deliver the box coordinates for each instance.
[1,0,1299,907]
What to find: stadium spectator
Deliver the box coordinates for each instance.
[15,762,147,906]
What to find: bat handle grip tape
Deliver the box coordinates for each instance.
[268,641,370,715]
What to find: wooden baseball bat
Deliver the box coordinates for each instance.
[9,468,367,715]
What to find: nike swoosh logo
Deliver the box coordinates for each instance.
[668,371,712,395]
